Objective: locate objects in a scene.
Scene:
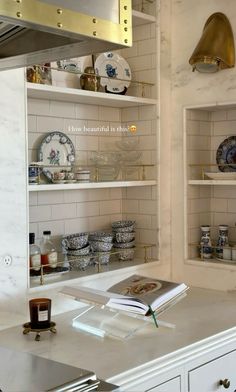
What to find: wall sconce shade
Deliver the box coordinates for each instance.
[189,13,235,73]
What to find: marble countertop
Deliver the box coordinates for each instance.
[0,287,236,385]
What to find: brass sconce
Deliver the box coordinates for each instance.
[189,12,235,72]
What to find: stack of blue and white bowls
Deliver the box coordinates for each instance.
[61,232,91,270]
[89,232,113,264]
[112,220,136,261]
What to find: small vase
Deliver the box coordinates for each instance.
[200,225,212,259]
[80,66,100,92]
[216,225,229,259]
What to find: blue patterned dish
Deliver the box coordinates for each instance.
[216,136,236,172]
[95,52,131,94]
[38,131,75,182]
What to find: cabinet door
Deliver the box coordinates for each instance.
[147,376,181,392]
[189,350,236,392]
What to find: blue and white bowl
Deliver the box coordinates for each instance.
[89,231,113,243]
[112,220,135,233]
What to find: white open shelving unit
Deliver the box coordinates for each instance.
[188,180,236,186]
[28,180,157,192]
[28,7,159,287]
[132,9,156,26]
[27,83,157,108]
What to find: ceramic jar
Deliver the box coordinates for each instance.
[200,225,212,259]
[216,225,229,259]
[80,66,100,91]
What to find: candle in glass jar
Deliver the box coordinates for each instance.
[29,298,51,329]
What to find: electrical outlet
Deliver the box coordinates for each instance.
[3,255,12,266]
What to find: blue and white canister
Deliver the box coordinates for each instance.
[29,164,40,184]
[216,225,229,259]
[200,225,212,259]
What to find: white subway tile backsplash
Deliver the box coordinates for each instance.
[29,192,38,206]
[29,223,38,239]
[64,118,87,134]
[28,132,43,150]
[51,203,76,220]
[211,198,227,213]
[100,200,121,215]
[190,110,210,121]
[227,199,236,213]
[213,186,236,199]
[38,191,64,205]
[37,116,64,133]
[125,213,152,229]
[137,135,156,150]
[109,188,122,200]
[88,216,111,231]
[28,98,50,116]
[75,104,99,120]
[133,24,151,41]
[199,121,211,135]
[122,199,139,214]
[99,106,120,122]
[190,199,210,214]
[27,116,37,133]
[88,189,110,201]
[211,110,227,122]
[138,38,156,56]
[29,205,51,222]
[213,120,236,135]
[38,220,65,237]
[126,186,152,200]
[139,199,157,214]
[64,218,89,234]
[227,109,236,121]
[50,101,76,118]
[121,107,139,122]
[75,135,99,151]
[64,190,89,203]
[77,201,100,217]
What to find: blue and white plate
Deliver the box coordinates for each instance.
[216,136,236,172]
[95,52,131,94]
[38,131,75,182]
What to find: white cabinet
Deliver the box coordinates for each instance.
[147,377,181,392]
[188,350,236,392]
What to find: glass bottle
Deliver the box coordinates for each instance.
[29,233,41,271]
[200,225,212,259]
[216,225,229,259]
[40,231,58,269]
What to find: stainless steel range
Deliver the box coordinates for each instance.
[0,346,119,392]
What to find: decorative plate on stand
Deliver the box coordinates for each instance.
[216,136,236,172]
[38,131,75,182]
[95,52,131,94]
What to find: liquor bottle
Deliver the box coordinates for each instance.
[216,225,229,259]
[29,233,41,271]
[200,225,212,259]
[40,231,58,269]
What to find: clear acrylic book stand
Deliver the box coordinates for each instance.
[72,303,176,340]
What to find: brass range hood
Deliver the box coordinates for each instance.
[0,0,132,70]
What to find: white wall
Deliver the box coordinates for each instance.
[0,69,28,318]
[162,0,236,288]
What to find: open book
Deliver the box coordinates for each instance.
[62,275,188,316]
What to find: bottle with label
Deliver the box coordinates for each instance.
[216,225,229,259]
[29,233,41,272]
[200,225,212,259]
[40,231,58,269]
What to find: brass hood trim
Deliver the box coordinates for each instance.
[0,0,132,70]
